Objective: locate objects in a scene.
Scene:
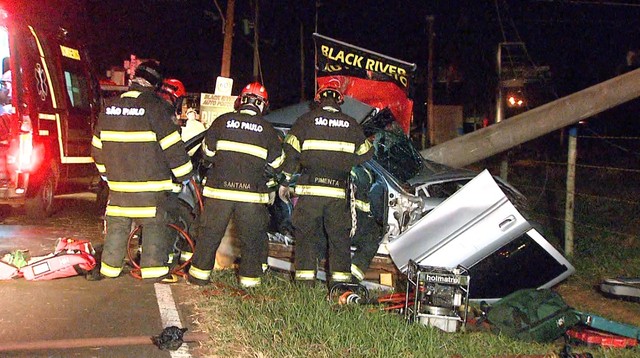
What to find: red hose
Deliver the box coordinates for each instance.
[126,223,196,278]
[190,177,204,214]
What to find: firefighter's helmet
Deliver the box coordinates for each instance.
[314,78,344,104]
[161,78,186,104]
[235,82,269,114]
[135,61,163,89]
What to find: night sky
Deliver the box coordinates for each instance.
[8,0,640,119]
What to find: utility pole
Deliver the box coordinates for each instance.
[425,15,435,149]
[220,0,235,78]
[421,68,640,168]
[252,0,260,80]
[300,21,305,100]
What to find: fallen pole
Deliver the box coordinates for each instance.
[421,68,640,168]
[0,332,208,352]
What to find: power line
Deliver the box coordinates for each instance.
[532,0,640,8]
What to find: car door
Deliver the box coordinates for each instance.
[386,169,575,302]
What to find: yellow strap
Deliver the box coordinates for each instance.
[105,205,157,218]
[172,161,194,178]
[355,200,370,213]
[100,262,122,278]
[284,134,301,152]
[100,131,156,142]
[202,187,269,203]
[269,150,286,169]
[140,266,170,279]
[91,135,102,149]
[217,140,268,159]
[356,140,372,155]
[295,270,316,280]
[189,266,211,281]
[159,131,182,150]
[331,271,351,282]
[295,185,346,199]
[121,91,141,98]
[302,139,355,153]
[107,180,174,192]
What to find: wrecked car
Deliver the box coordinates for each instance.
[263,97,575,302]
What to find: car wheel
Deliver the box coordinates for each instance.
[25,165,58,218]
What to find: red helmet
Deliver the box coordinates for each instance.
[315,78,344,104]
[161,78,186,103]
[235,82,269,114]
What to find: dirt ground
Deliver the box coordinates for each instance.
[556,282,640,328]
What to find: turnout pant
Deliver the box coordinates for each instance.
[293,196,352,285]
[101,194,172,279]
[189,198,269,287]
[350,211,382,282]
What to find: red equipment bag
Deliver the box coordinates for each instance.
[567,325,638,348]
[19,238,97,281]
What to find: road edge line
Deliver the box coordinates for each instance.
[154,283,193,357]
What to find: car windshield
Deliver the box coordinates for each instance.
[369,127,451,184]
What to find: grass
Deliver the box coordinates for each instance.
[180,139,640,357]
[182,268,640,358]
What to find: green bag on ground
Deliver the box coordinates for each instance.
[486,288,580,342]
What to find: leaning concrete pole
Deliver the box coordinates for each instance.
[421,68,640,168]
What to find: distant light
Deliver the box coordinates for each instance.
[506,94,524,108]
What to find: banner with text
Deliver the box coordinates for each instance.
[199,93,236,128]
[313,33,417,93]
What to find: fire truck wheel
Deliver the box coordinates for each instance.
[25,168,57,218]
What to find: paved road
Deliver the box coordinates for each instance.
[0,193,202,358]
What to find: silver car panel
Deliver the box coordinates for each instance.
[386,170,575,302]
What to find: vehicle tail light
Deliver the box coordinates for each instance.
[8,115,35,173]
[17,132,33,172]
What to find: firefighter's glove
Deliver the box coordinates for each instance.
[278,185,292,204]
[268,191,276,205]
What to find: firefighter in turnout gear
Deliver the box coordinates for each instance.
[349,164,383,282]
[187,82,285,288]
[281,79,373,289]
[91,61,194,281]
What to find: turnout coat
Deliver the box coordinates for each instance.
[91,84,193,218]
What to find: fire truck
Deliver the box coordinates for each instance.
[0,5,101,217]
